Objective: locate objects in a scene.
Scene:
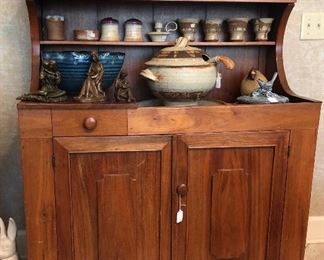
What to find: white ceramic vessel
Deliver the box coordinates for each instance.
[140,37,235,106]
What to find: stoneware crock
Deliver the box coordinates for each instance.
[140,37,235,106]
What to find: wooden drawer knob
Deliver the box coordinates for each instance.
[83,117,97,130]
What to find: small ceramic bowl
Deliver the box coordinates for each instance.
[74,30,99,41]
[42,51,125,95]
[148,32,169,42]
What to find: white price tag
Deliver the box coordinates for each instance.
[176,209,184,224]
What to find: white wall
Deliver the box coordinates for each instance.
[284,0,324,216]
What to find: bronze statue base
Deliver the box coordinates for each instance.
[73,96,106,103]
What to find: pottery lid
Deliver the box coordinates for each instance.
[101,17,119,24]
[145,37,209,67]
[125,18,142,25]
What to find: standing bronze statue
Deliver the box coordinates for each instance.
[17,59,67,102]
[74,52,106,102]
[114,71,135,103]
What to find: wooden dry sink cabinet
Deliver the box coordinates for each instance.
[18,0,321,259]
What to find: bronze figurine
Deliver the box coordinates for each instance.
[17,59,67,102]
[114,71,135,103]
[74,52,106,103]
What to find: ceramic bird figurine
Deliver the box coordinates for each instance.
[240,68,267,96]
[0,218,18,260]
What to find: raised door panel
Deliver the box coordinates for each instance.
[173,131,289,260]
[54,136,171,260]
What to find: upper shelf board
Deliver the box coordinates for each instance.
[40,41,276,47]
[105,0,296,3]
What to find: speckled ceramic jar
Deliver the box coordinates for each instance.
[203,19,222,42]
[178,18,199,41]
[227,18,249,41]
[254,18,274,41]
[124,18,143,42]
[101,17,120,41]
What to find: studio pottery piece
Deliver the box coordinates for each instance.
[140,37,235,106]
[74,52,106,103]
[254,18,274,41]
[227,18,249,41]
[240,68,268,96]
[124,18,143,42]
[178,18,199,41]
[237,72,289,104]
[46,15,65,40]
[17,59,67,102]
[148,21,178,42]
[203,19,222,42]
[74,29,99,41]
[100,17,120,41]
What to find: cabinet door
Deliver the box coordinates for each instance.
[173,131,289,260]
[54,136,172,260]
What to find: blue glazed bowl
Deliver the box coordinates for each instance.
[42,51,125,95]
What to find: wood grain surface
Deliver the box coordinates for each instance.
[20,138,57,260]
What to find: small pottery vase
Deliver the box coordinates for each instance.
[254,18,274,41]
[203,19,222,42]
[101,17,120,41]
[178,18,199,41]
[227,18,249,41]
[124,18,143,42]
[46,15,65,40]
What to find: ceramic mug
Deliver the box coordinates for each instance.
[178,18,199,41]
[203,19,222,42]
[254,18,274,41]
[227,18,249,41]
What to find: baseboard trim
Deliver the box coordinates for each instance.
[307,216,324,244]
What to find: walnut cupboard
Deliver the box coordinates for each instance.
[18,0,321,260]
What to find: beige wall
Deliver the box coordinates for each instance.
[0,0,323,229]
[284,0,324,216]
[0,0,30,227]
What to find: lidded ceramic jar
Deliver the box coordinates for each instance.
[140,37,235,106]
[124,18,144,41]
[46,15,65,40]
[101,17,120,41]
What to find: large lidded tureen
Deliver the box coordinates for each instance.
[140,37,235,106]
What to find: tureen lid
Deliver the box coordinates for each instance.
[145,37,209,67]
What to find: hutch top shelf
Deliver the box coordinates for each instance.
[28,0,318,104]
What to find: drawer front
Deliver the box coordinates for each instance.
[52,110,127,136]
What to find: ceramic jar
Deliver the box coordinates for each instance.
[203,19,222,42]
[124,18,144,42]
[101,17,120,41]
[46,15,65,40]
[227,18,249,41]
[178,18,199,41]
[254,18,274,41]
[140,37,235,106]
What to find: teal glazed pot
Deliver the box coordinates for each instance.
[42,51,125,95]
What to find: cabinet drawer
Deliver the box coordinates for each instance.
[52,110,127,136]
